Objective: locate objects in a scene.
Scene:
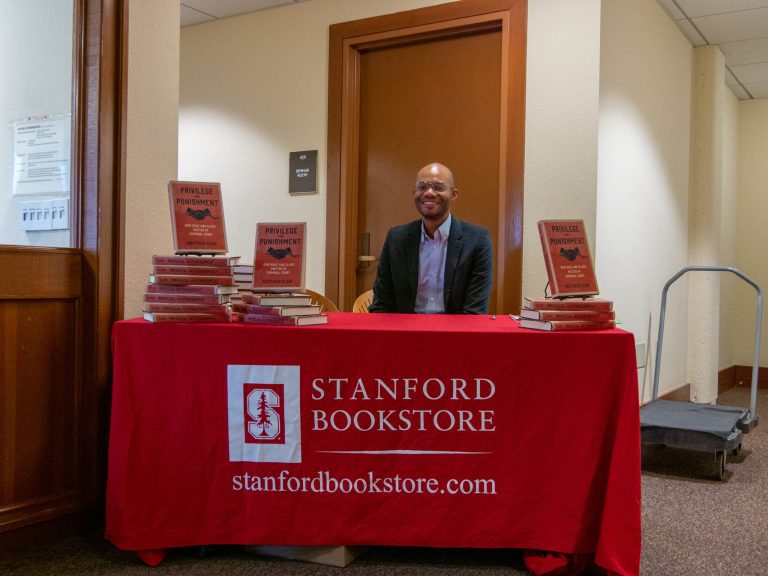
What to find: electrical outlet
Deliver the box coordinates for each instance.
[50,198,69,230]
[636,342,647,369]
[20,200,52,231]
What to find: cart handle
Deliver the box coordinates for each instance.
[652,266,763,426]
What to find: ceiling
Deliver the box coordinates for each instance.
[180,0,768,100]
[180,0,307,27]
[656,0,768,99]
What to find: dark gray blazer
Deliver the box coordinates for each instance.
[369,217,493,314]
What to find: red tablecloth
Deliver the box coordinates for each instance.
[106,313,640,575]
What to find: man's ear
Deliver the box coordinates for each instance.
[451,188,459,200]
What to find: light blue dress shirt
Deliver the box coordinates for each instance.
[414,215,451,314]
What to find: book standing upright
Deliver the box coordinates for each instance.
[168,181,228,255]
[519,220,613,331]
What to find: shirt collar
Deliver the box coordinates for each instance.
[420,214,452,244]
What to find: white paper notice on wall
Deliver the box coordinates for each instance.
[11,115,71,196]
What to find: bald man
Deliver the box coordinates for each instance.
[369,163,493,314]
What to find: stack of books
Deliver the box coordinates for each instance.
[142,254,239,323]
[519,297,615,331]
[229,264,254,304]
[231,291,328,325]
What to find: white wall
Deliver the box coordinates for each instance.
[0,1,73,247]
[597,0,693,400]
[736,99,768,367]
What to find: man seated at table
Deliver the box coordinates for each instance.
[369,162,493,314]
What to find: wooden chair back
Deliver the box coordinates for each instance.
[352,290,374,313]
[304,289,340,313]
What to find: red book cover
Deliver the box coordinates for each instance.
[168,181,228,254]
[252,222,306,292]
[537,219,599,298]
[231,303,320,316]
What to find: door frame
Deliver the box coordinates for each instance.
[326,0,526,312]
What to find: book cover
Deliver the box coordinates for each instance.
[152,255,240,267]
[231,303,320,317]
[519,318,615,331]
[520,308,615,321]
[168,181,228,254]
[243,313,328,326]
[252,222,306,291]
[523,297,613,312]
[242,292,312,306]
[537,220,599,298]
[148,274,236,286]
[143,303,230,315]
[145,283,238,295]
[143,293,230,305]
[143,311,231,323]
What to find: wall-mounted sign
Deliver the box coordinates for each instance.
[12,116,71,196]
[289,150,317,195]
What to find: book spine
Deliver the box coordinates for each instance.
[243,314,296,325]
[145,283,223,295]
[144,313,231,323]
[529,310,615,321]
[537,220,560,296]
[143,303,230,314]
[149,274,235,286]
[152,265,233,276]
[143,293,226,304]
[232,304,283,316]
[152,255,237,266]
[524,299,613,312]
[548,320,615,331]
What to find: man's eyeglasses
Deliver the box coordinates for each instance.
[415,180,451,193]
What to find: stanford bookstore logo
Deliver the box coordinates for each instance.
[227,365,301,463]
[243,383,285,444]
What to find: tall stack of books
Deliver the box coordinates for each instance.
[142,254,239,323]
[231,291,328,326]
[519,297,615,331]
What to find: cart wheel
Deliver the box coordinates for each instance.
[714,451,725,481]
[733,443,742,456]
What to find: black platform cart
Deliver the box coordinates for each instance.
[640,266,763,480]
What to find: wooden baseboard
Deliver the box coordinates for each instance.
[659,383,690,402]
[0,507,102,556]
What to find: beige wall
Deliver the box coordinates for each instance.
[597,0,692,399]
[736,99,768,367]
[124,0,180,316]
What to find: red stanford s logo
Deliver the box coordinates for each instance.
[244,383,285,444]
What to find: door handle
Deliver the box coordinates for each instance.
[359,232,378,268]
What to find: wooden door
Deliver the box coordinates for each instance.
[356,29,501,310]
[327,0,526,313]
[0,0,124,552]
